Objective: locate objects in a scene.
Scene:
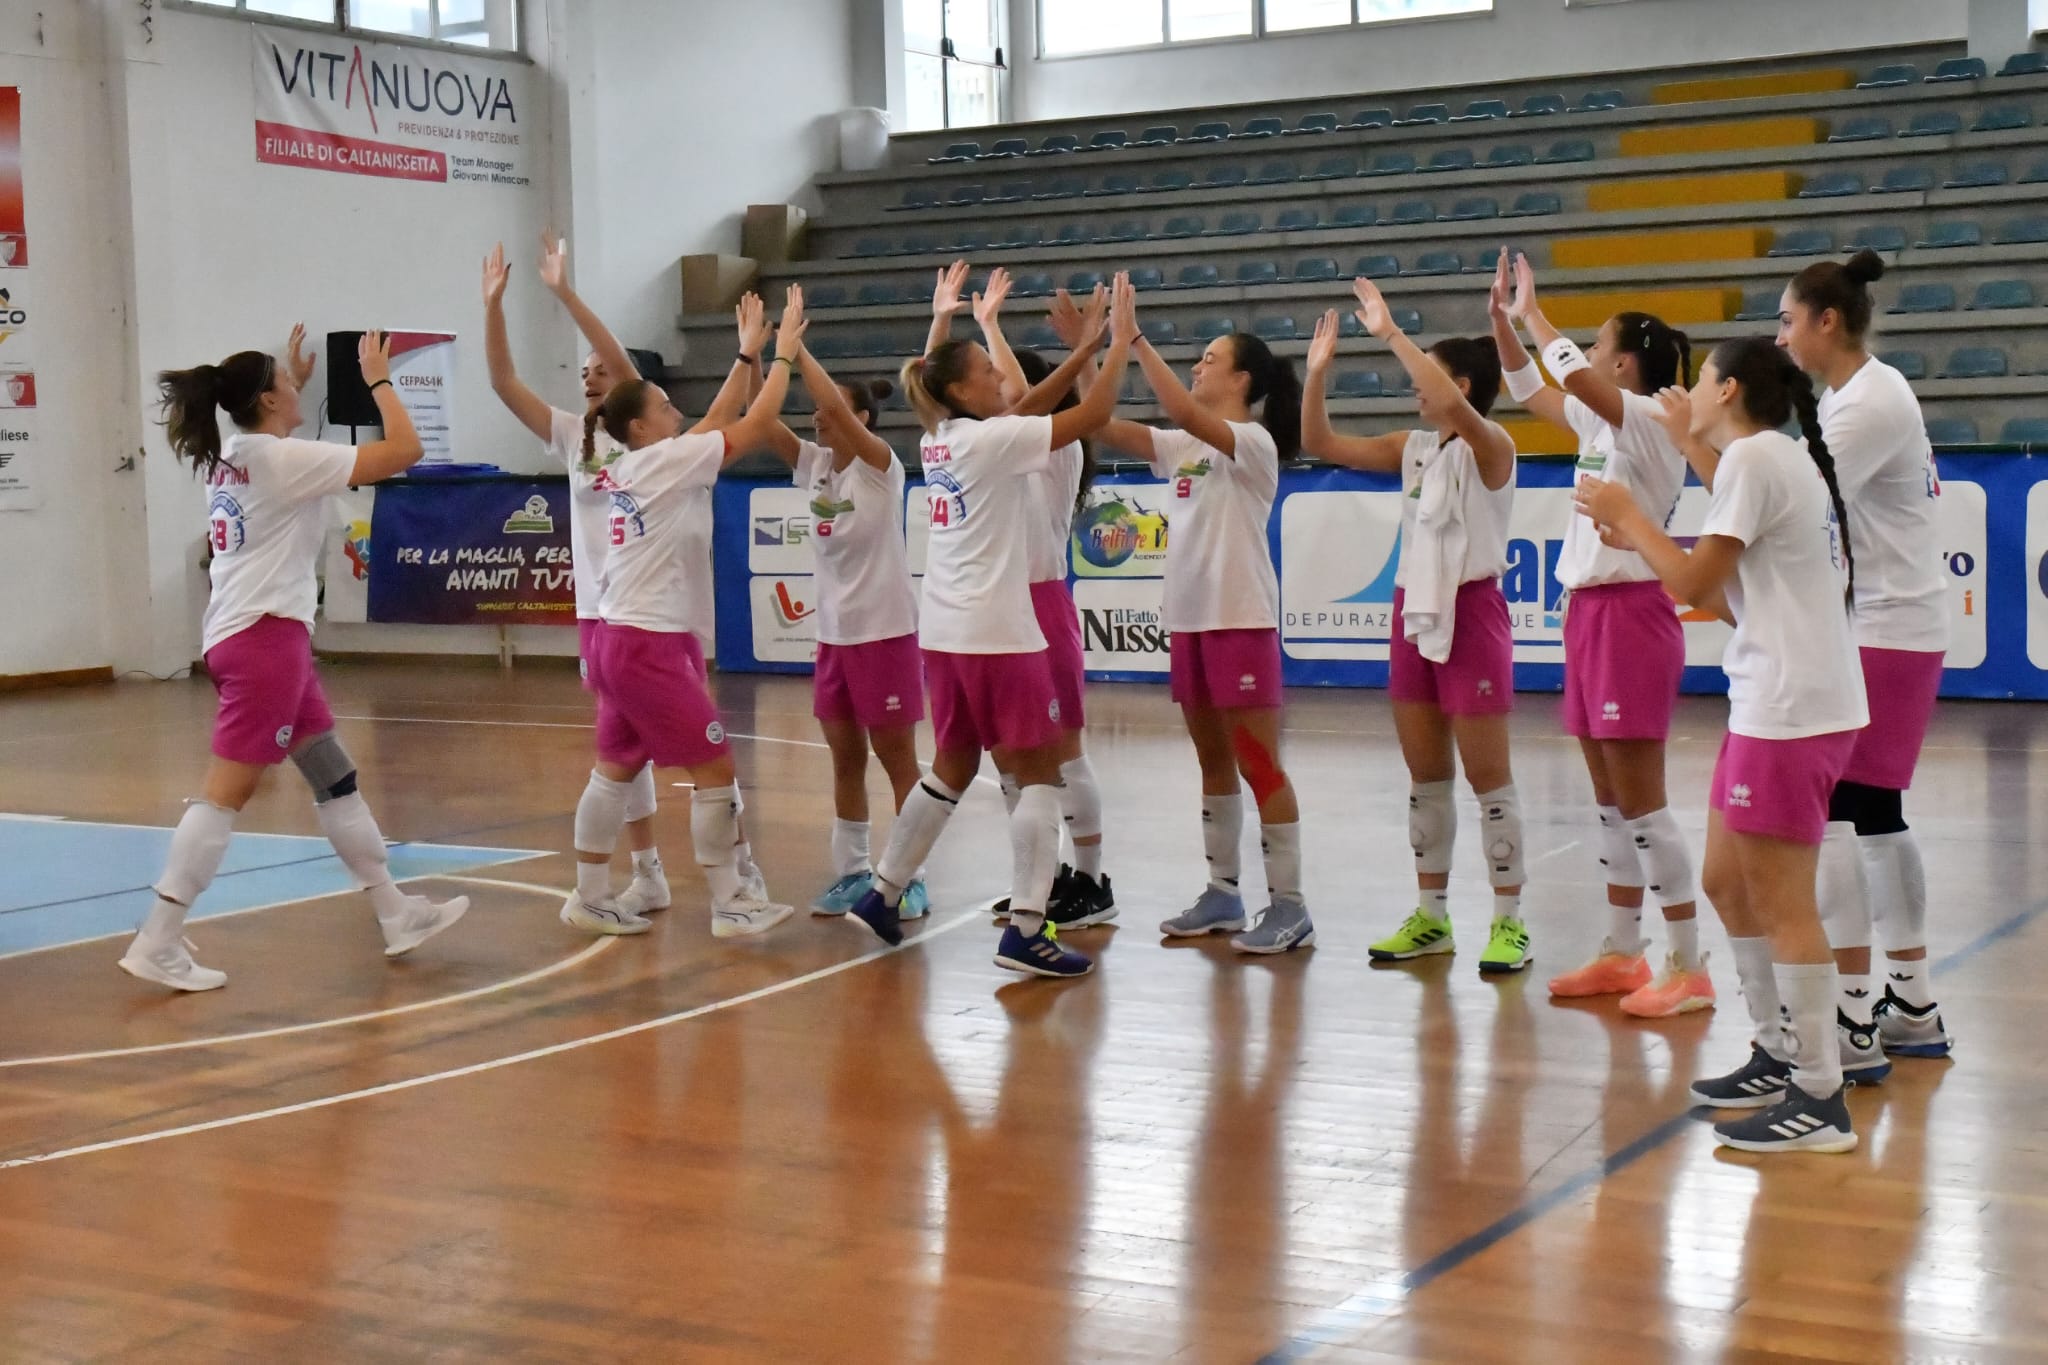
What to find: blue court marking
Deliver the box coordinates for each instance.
[0,815,546,958]
[1259,896,2048,1362]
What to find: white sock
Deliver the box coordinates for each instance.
[1202,792,1244,892]
[316,791,408,922]
[692,785,745,903]
[631,848,663,878]
[141,801,237,949]
[1494,891,1522,925]
[876,776,963,903]
[1886,957,1935,1011]
[1864,828,1929,957]
[1774,961,1844,1096]
[1665,915,1702,971]
[1059,755,1104,880]
[1422,888,1450,920]
[1008,783,1062,935]
[623,763,658,823]
[1729,936,1787,1060]
[729,785,759,880]
[999,772,1022,817]
[831,818,871,878]
[1607,901,1645,954]
[1260,821,1301,900]
[576,858,615,905]
[1815,820,1871,953]
[1839,969,1875,1027]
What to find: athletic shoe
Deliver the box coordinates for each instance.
[991,864,1075,924]
[1712,1082,1858,1154]
[848,888,905,946]
[382,894,471,958]
[617,864,672,916]
[1049,871,1117,929]
[899,880,931,921]
[560,894,651,937]
[994,921,1094,978]
[1478,917,1533,974]
[1839,1008,1893,1085]
[812,872,874,917]
[1873,984,1954,1058]
[1158,886,1248,938]
[1231,895,1315,955]
[117,937,227,993]
[711,895,795,939]
[1688,1043,1792,1109]
[1368,908,1455,961]
[1547,938,1651,998]
[1620,953,1717,1018]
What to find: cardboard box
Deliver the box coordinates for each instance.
[742,203,808,264]
[679,253,758,314]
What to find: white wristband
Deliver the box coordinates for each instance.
[1541,336,1591,383]
[1504,361,1547,404]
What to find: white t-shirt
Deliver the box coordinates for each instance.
[1394,427,1515,588]
[1146,421,1280,632]
[918,414,1056,654]
[1701,431,1870,740]
[546,407,627,621]
[795,440,919,646]
[1025,442,1085,584]
[1559,391,1686,590]
[596,432,725,636]
[1819,358,1949,654]
[201,433,358,654]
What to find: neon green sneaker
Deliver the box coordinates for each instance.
[1369,908,1455,961]
[1479,917,1533,974]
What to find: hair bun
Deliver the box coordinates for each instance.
[871,378,895,402]
[1844,248,1887,286]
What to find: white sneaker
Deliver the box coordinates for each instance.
[560,893,651,937]
[617,863,673,915]
[381,895,471,958]
[711,895,795,939]
[739,862,770,905]
[118,937,227,992]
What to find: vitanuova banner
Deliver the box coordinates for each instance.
[250,25,531,188]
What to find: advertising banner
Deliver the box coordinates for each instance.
[0,89,32,512]
[367,479,573,625]
[386,331,457,462]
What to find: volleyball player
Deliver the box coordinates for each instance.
[1301,282,1532,975]
[1488,253,1713,1016]
[1578,337,1868,1154]
[130,329,469,990]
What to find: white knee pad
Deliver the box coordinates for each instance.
[1815,821,1871,952]
[574,770,632,856]
[1596,805,1644,890]
[691,784,741,867]
[155,800,236,905]
[1477,785,1524,889]
[622,763,658,823]
[1058,755,1103,842]
[1628,806,1697,908]
[1408,781,1456,877]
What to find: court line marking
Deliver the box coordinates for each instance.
[0,909,983,1173]
[0,879,608,1068]
[1258,892,2048,1363]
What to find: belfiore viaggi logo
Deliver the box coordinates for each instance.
[1074,490,1168,573]
[264,39,519,132]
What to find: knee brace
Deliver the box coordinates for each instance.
[1596,805,1644,889]
[1828,780,1906,838]
[623,763,658,823]
[1478,784,1524,889]
[1628,806,1697,908]
[1408,780,1456,877]
[290,732,358,804]
[1058,755,1102,841]
[1815,821,1871,951]
[574,770,633,856]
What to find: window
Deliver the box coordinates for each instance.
[902,0,1009,131]
[182,0,521,51]
[1039,0,1489,55]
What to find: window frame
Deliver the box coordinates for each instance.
[165,0,528,62]
[1034,0,1492,61]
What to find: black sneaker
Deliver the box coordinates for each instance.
[1713,1082,1857,1154]
[1048,871,1117,929]
[1838,1008,1892,1085]
[991,863,1075,923]
[1688,1043,1793,1109]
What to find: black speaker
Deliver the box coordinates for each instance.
[627,347,665,382]
[326,330,381,426]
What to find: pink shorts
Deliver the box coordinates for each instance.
[1561,581,1684,741]
[1840,647,1944,790]
[815,633,926,730]
[923,648,1061,754]
[577,617,600,692]
[591,623,731,770]
[1710,728,1862,845]
[1170,627,1284,710]
[1389,582,1514,716]
[1031,579,1087,729]
[204,615,335,766]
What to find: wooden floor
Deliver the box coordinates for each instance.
[0,664,2044,1364]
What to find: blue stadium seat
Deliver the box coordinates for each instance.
[1969,278,2035,309]
[1890,282,1957,313]
[1994,215,2048,243]
[891,186,941,211]
[1387,199,1436,225]
[2023,158,2048,183]
[1487,144,1536,168]
[1183,121,1231,143]
[984,180,1032,204]
[807,336,854,359]
[1237,261,1281,285]
[1175,264,1220,289]
[1392,308,1424,335]
[1032,178,1085,200]
[1066,269,1105,293]
[1141,319,1179,346]
[1915,221,1983,247]
[1798,171,1864,198]
[1085,130,1129,152]
[1202,165,1250,188]
[1734,290,1778,322]
[1191,317,1236,342]
[931,141,979,163]
[850,333,898,356]
[1900,110,1965,137]
[1025,134,1078,157]
[1925,417,1979,444]
[1295,257,1341,281]
[1365,152,1419,176]
[1857,64,1918,89]
[1332,203,1378,228]
[1536,140,1595,164]
[1333,371,1385,398]
[1505,191,1562,217]
[1285,113,1341,136]
[1850,224,1908,252]
[1355,253,1401,278]
[983,137,1030,158]
[1011,272,1056,298]
[1084,172,1140,197]
[1304,154,1360,181]
[1275,208,1322,232]
[850,236,890,258]
[1049,223,1090,246]
[1136,125,1178,146]
[1870,165,1936,194]
[1343,108,1394,129]
[1577,88,1627,111]
[1158,214,1207,239]
[1339,313,1367,337]
[856,282,901,306]
[807,284,849,309]
[1945,162,2010,188]
[1395,103,1449,126]
[1998,51,2048,77]
[1927,56,1989,82]
[1879,350,1928,380]
[1138,169,1194,194]
[1999,417,2048,444]
[947,184,985,205]
[1827,116,1893,143]
[1210,211,1263,235]
[1974,105,2033,132]
[1129,267,1165,291]
[1016,323,1061,350]
[1423,149,1476,173]
[1767,227,1835,257]
[1445,197,1499,221]
[1253,316,1300,341]
[1512,94,1567,118]
[892,233,939,256]
[1094,219,1145,244]
[1454,99,1510,122]
[1469,245,1505,273]
[1408,251,1463,276]
[1942,346,2008,377]
[1233,116,1285,139]
[1248,160,1300,185]
[941,228,990,252]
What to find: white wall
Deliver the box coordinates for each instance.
[1008,0,1968,122]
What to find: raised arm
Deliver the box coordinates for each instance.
[1048,286,1105,400]
[539,231,640,389]
[1047,272,1139,451]
[1513,255,1625,432]
[1356,278,1515,489]
[349,331,429,483]
[1577,477,1737,623]
[1097,419,1158,463]
[1300,308,1406,472]
[735,292,771,405]
[1647,386,1719,489]
[482,244,554,442]
[972,267,1029,401]
[798,345,896,472]
[689,291,766,435]
[925,259,969,359]
[716,286,808,461]
[1490,251,1569,432]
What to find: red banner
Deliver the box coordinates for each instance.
[254,120,447,183]
[0,87,24,268]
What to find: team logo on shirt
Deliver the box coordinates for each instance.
[1728,783,1753,809]
[503,495,555,534]
[607,491,646,547]
[274,725,294,750]
[926,468,967,528]
[1171,458,1212,499]
[208,490,248,554]
[809,493,855,538]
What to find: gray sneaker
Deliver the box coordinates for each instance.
[1159,886,1248,938]
[1231,896,1316,955]
[1839,1009,1892,1085]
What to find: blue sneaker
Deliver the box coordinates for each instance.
[994,922,1094,978]
[1231,896,1315,955]
[899,880,931,921]
[811,872,874,917]
[1159,886,1248,937]
[848,888,904,946]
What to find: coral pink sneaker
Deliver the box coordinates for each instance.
[1548,938,1651,998]
[1620,952,1717,1018]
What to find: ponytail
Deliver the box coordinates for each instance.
[1612,312,1692,393]
[1014,347,1099,518]
[1224,332,1302,459]
[838,377,894,433]
[899,340,976,435]
[155,350,275,479]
